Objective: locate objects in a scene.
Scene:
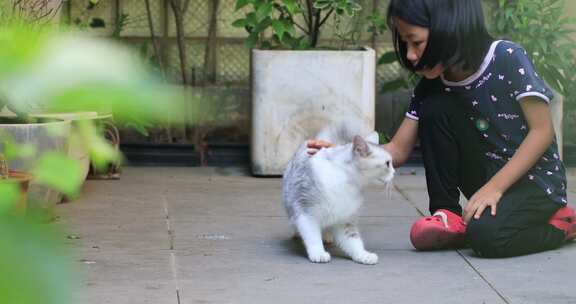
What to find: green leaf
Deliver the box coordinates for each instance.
[282,19,296,35]
[74,120,121,174]
[261,41,273,49]
[0,215,77,304]
[232,19,247,28]
[350,2,362,11]
[0,183,21,214]
[297,37,311,50]
[235,0,250,11]
[0,27,49,79]
[4,142,36,160]
[345,6,354,17]
[378,51,398,65]
[254,17,272,32]
[280,34,298,49]
[246,12,258,26]
[245,32,259,49]
[32,152,83,198]
[272,20,286,42]
[282,0,298,15]
[378,132,391,144]
[256,2,273,22]
[314,0,332,10]
[381,78,409,93]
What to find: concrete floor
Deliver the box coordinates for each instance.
[56,166,576,304]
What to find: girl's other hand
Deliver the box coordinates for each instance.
[307,139,333,156]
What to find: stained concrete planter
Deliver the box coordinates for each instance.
[251,48,376,175]
[0,116,71,212]
[31,112,98,183]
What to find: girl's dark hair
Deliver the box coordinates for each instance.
[387,0,494,73]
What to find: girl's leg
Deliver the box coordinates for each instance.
[418,94,489,215]
[466,181,565,258]
[415,93,568,255]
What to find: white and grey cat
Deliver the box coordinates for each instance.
[282,124,395,265]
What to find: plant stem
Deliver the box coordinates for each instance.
[310,8,321,47]
[318,8,334,28]
[305,0,313,32]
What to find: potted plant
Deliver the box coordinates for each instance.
[30,112,98,183]
[233,0,376,175]
[0,111,72,214]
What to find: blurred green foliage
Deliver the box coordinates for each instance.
[0,215,77,304]
[0,18,185,304]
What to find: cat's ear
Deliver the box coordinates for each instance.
[353,135,370,157]
[365,131,379,145]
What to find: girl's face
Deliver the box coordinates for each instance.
[394,17,444,79]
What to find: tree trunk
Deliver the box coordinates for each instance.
[204,0,220,84]
[169,0,189,85]
[144,0,166,80]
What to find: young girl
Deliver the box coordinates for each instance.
[308,0,575,258]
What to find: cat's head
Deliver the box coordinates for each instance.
[351,132,395,184]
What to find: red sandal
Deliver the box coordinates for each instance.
[410,209,467,250]
[548,206,576,241]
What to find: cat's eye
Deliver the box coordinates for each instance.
[386,161,390,167]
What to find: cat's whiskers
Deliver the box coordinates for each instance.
[384,180,394,200]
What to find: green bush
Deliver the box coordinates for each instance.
[0,22,185,304]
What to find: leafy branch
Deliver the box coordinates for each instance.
[232,0,362,49]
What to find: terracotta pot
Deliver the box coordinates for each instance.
[0,171,33,214]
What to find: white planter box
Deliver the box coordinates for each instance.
[251,48,376,175]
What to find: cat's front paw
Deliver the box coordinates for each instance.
[307,251,331,263]
[352,251,378,265]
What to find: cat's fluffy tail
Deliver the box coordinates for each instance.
[315,121,373,145]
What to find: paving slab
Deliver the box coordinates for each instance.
[175,228,505,304]
[53,166,576,304]
[70,248,176,304]
[458,244,576,304]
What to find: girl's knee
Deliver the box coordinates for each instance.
[466,219,508,258]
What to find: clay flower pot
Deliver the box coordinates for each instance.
[1,171,33,214]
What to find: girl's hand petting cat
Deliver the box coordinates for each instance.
[463,184,503,223]
[307,139,333,156]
